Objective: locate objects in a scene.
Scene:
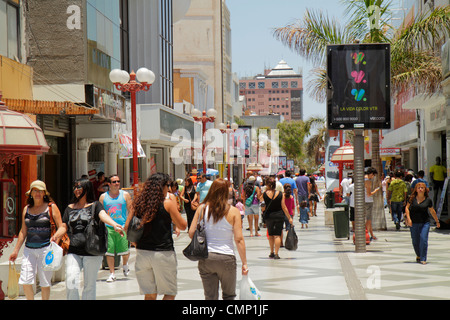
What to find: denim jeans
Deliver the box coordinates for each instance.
[390,202,403,224]
[410,222,430,262]
[65,253,103,300]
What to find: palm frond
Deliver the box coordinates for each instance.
[341,0,394,43]
[391,49,442,94]
[273,9,357,67]
[306,66,328,103]
[394,6,450,52]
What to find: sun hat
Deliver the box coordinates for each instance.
[25,180,50,196]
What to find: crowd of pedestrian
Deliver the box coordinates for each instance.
[8,163,444,300]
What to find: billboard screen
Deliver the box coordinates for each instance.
[327,44,391,130]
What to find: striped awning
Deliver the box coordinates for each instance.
[331,141,354,163]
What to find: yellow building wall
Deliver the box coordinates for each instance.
[0,55,36,210]
[173,70,194,104]
[0,55,33,100]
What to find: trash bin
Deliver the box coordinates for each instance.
[325,191,335,208]
[333,203,349,239]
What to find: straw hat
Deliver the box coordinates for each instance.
[25,180,50,196]
[176,178,184,185]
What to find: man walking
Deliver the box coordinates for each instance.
[196,173,212,203]
[295,169,310,203]
[430,156,447,206]
[100,174,132,282]
[387,170,408,230]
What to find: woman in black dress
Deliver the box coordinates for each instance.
[405,182,440,265]
[180,177,197,228]
[262,177,293,259]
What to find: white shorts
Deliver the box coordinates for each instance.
[19,246,53,287]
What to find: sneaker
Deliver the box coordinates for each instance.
[269,252,275,258]
[123,265,130,277]
[106,274,116,282]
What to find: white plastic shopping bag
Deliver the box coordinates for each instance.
[239,275,262,300]
[42,242,63,271]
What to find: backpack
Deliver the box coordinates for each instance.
[245,188,256,207]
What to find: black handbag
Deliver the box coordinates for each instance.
[285,226,298,251]
[127,215,143,243]
[84,202,108,256]
[183,205,208,261]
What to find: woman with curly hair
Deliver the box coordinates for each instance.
[131,173,187,300]
[405,182,440,265]
[189,178,248,300]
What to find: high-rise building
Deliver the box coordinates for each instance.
[239,60,303,121]
[173,0,232,124]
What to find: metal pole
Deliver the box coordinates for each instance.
[354,129,366,253]
[202,119,206,174]
[131,89,139,187]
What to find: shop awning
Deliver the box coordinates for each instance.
[0,95,50,170]
[331,141,354,164]
[3,98,99,115]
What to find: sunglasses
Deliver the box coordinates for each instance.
[73,185,83,190]
[111,180,120,184]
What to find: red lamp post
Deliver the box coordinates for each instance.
[191,108,217,174]
[110,68,155,187]
[219,121,239,180]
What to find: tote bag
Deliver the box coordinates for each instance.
[7,262,20,300]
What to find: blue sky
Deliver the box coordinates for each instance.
[226,0,347,121]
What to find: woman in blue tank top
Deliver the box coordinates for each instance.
[9,180,64,300]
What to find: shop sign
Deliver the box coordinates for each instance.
[380,148,401,157]
[327,44,391,130]
[85,85,126,123]
[118,134,146,159]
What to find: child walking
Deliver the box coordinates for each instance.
[299,201,310,229]
[235,198,245,226]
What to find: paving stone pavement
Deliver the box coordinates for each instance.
[12,202,450,301]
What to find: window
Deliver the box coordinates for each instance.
[281,81,288,88]
[240,82,246,89]
[159,0,174,108]
[291,81,298,88]
[249,82,256,89]
[272,82,279,89]
[258,82,265,89]
[0,1,20,60]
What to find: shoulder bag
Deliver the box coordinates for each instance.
[183,205,208,261]
[187,187,199,211]
[84,201,108,256]
[127,215,143,243]
[48,203,70,255]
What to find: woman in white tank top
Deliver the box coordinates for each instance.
[188,179,248,300]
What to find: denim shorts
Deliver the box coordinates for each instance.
[245,204,259,216]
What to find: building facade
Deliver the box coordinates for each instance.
[239,60,303,121]
[381,0,449,216]
[173,0,232,124]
